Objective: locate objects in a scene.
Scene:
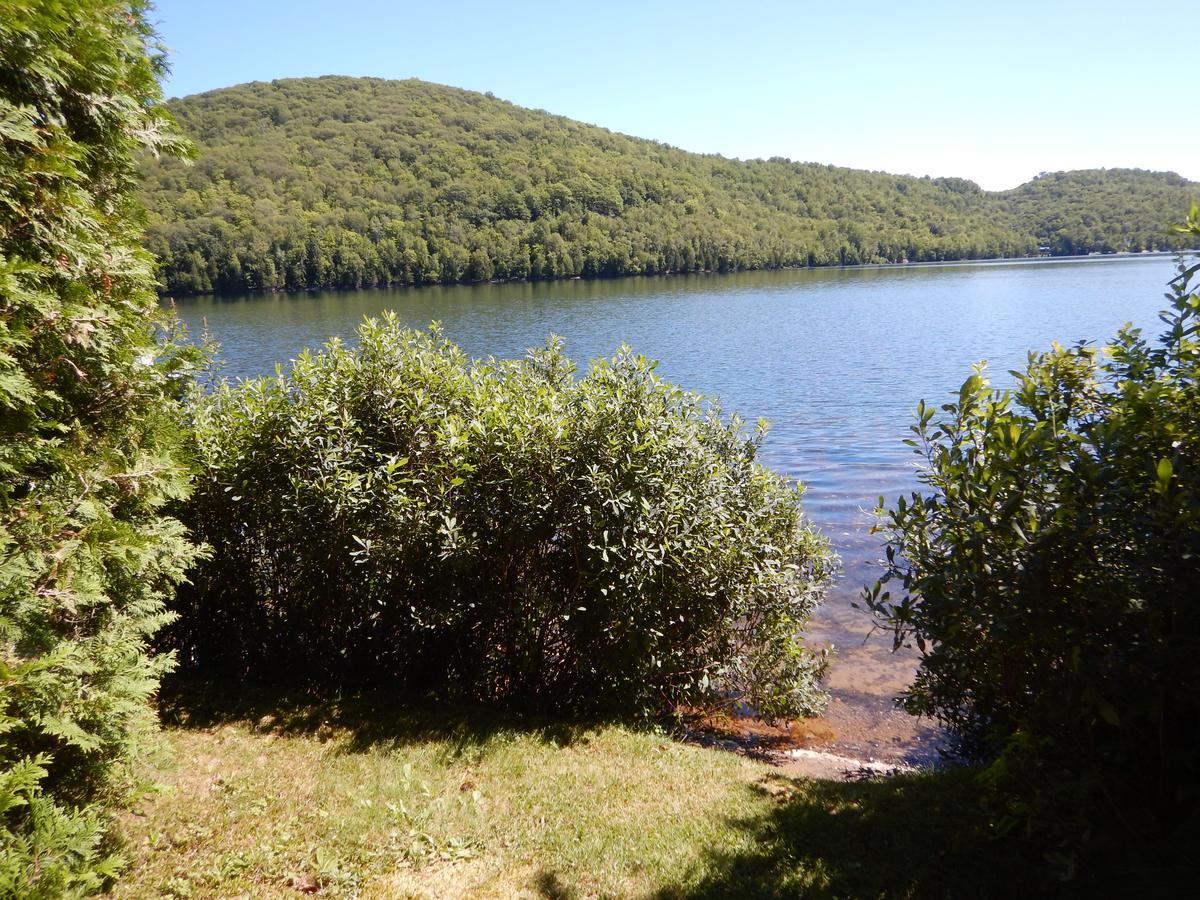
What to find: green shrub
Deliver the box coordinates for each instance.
[866,207,1200,869]
[1,1,199,892]
[173,317,835,719]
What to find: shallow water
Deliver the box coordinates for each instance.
[169,255,1180,758]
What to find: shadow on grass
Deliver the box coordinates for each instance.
[534,868,580,900]
[156,675,612,756]
[658,768,1046,899]
[659,768,1197,899]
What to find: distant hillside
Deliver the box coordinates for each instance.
[138,77,1198,293]
[1004,168,1196,255]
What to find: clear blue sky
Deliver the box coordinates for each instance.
[150,0,1198,191]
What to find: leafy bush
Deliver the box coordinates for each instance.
[866,207,1200,868]
[1,1,199,892]
[172,316,835,719]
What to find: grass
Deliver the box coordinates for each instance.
[109,681,1045,899]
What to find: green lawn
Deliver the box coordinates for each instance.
[109,683,1044,898]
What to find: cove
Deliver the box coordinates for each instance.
[168,254,1177,761]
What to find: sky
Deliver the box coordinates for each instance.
[149,0,1198,191]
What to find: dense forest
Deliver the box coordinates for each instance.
[138,77,1198,294]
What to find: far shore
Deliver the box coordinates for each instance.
[158,248,1194,301]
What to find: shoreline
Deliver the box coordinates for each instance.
[157,248,1193,301]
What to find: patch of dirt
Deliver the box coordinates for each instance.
[686,704,943,781]
[684,583,951,780]
[370,859,542,898]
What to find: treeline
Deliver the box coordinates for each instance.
[138,77,1198,294]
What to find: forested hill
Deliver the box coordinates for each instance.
[1005,168,1197,255]
[139,76,1198,294]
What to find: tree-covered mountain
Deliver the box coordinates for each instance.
[1005,168,1196,255]
[138,76,1198,294]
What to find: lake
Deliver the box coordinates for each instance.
[167,254,1180,761]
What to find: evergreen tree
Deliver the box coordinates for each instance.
[1,2,200,893]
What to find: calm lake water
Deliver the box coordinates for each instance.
[168,255,1180,757]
